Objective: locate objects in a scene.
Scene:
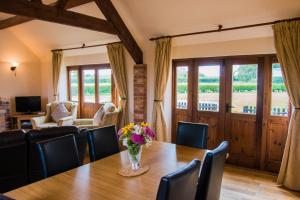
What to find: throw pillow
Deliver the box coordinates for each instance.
[51,103,70,123]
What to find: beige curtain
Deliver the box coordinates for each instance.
[52,50,63,101]
[152,37,172,142]
[107,43,129,127]
[273,21,300,191]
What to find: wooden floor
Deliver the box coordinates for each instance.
[222,165,300,200]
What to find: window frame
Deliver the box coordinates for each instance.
[270,57,291,118]
[67,64,118,106]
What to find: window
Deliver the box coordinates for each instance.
[69,70,79,102]
[198,65,220,112]
[67,64,116,105]
[176,66,188,109]
[231,64,258,114]
[83,69,96,103]
[271,63,289,116]
[98,69,112,103]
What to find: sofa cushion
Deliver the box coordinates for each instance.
[93,105,104,126]
[51,103,70,123]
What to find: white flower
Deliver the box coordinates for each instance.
[134,124,142,135]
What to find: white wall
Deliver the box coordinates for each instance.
[144,37,276,140]
[0,30,42,113]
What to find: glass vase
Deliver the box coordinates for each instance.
[127,145,142,171]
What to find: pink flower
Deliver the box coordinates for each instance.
[118,129,123,136]
[131,133,146,145]
[143,126,155,139]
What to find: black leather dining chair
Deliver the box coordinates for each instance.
[176,121,208,149]
[156,159,201,200]
[87,125,120,162]
[195,141,229,200]
[0,194,14,200]
[37,134,81,178]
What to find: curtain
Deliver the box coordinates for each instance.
[273,21,300,191]
[152,37,172,142]
[52,50,63,101]
[107,43,129,127]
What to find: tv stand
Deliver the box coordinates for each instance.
[12,114,44,129]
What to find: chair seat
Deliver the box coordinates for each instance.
[37,123,58,129]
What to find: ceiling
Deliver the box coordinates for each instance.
[0,0,299,59]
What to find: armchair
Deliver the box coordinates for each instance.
[31,101,78,129]
[74,103,119,129]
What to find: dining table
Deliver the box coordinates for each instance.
[5,141,207,200]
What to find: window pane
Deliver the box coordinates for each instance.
[231,64,258,114]
[98,69,112,103]
[198,65,220,112]
[69,70,79,102]
[83,70,95,103]
[271,63,289,116]
[176,66,188,109]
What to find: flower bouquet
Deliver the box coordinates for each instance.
[118,122,155,171]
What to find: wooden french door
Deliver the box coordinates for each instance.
[67,64,117,119]
[172,59,226,149]
[172,55,290,171]
[224,57,264,168]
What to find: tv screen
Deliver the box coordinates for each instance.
[15,96,41,113]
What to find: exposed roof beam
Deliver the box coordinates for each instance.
[95,0,143,64]
[0,0,94,30]
[0,0,117,35]
[56,0,69,9]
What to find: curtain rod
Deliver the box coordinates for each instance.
[51,41,121,52]
[149,17,300,41]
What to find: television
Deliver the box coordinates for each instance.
[15,96,41,114]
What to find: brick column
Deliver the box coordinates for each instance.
[134,64,147,122]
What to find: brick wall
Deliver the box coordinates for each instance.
[0,98,12,131]
[134,64,147,122]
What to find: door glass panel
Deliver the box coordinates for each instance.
[83,70,95,103]
[176,66,188,109]
[198,65,220,112]
[98,69,112,103]
[271,63,289,116]
[231,64,258,114]
[69,70,79,102]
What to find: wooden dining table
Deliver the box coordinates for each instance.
[5,141,206,200]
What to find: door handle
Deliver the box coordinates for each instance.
[225,103,234,112]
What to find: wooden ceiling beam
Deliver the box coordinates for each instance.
[0,0,117,35]
[94,0,143,64]
[0,0,94,30]
[56,0,69,9]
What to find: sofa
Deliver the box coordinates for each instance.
[0,126,88,193]
[31,101,78,129]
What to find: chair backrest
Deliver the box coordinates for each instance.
[156,159,201,200]
[0,130,27,193]
[87,125,120,162]
[37,134,80,178]
[176,121,208,149]
[195,141,229,200]
[99,109,120,127]
[27,126,86,183]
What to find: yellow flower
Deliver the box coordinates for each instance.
[141,122,150,127]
